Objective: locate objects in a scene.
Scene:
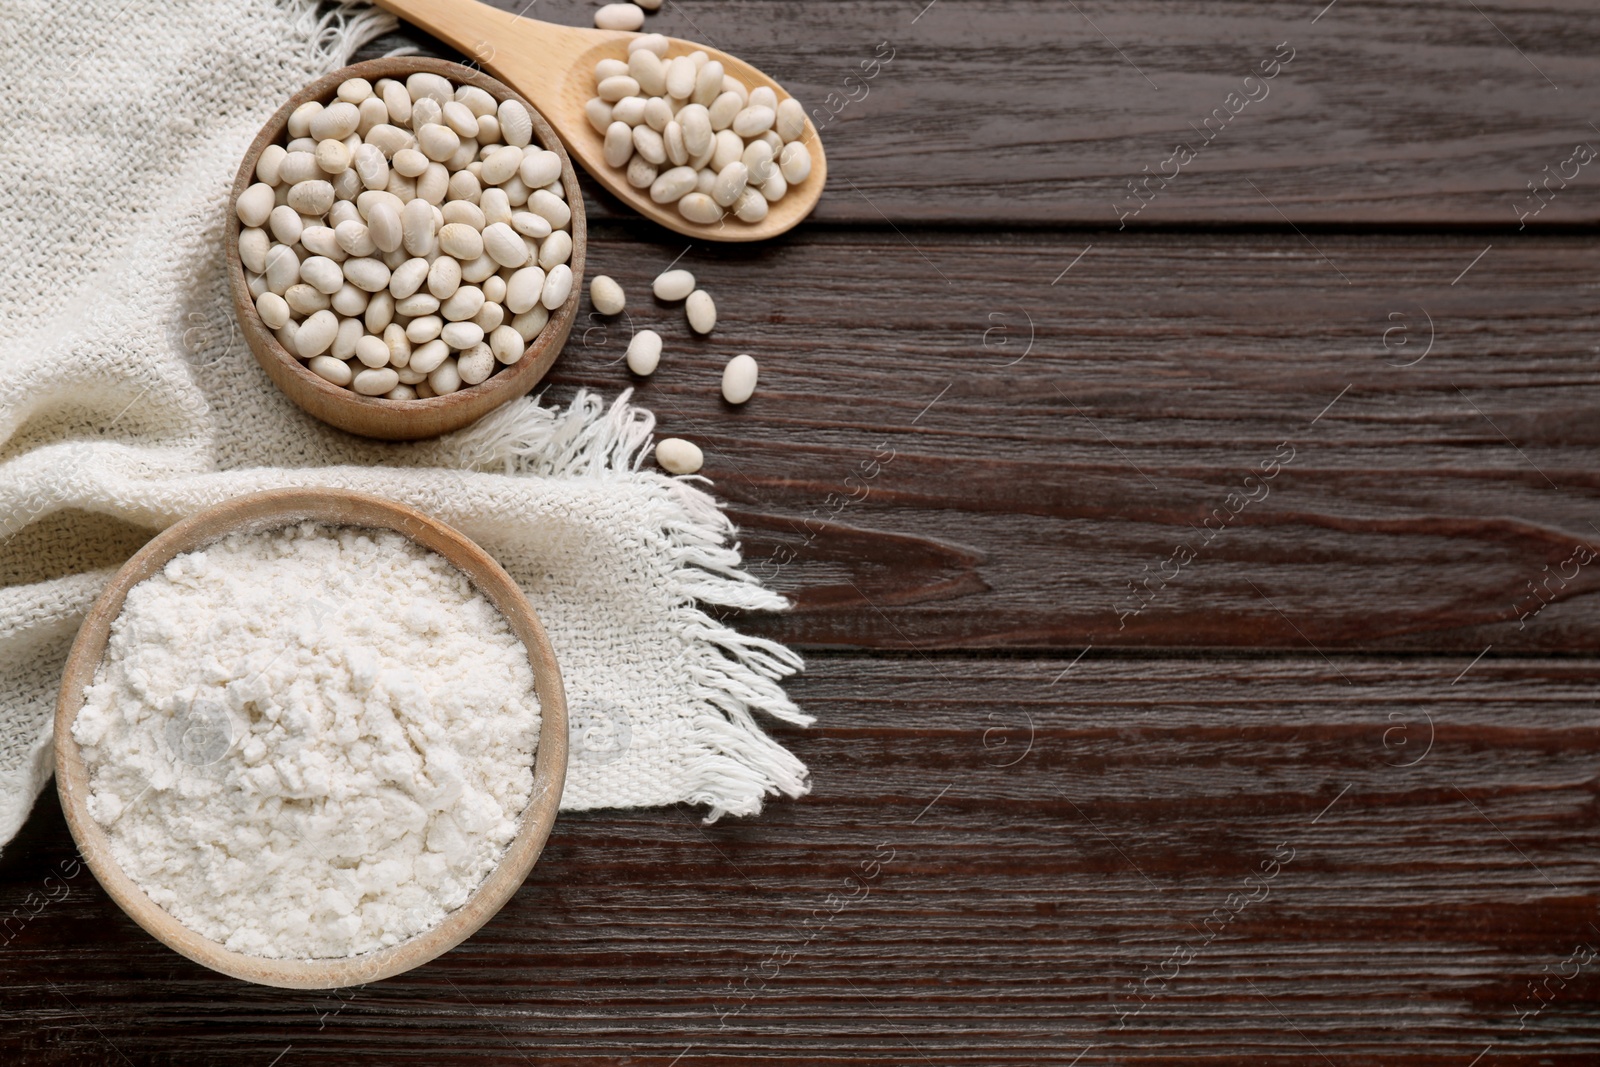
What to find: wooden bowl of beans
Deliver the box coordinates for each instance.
[226,58,586,441]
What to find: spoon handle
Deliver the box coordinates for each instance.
[370,0,599,105]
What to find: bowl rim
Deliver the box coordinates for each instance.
[53,487,568,989]
[226,57,586,439]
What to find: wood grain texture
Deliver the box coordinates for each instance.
[359,0,1600,227]
[5,656,1600,1063]
[532,226,1600,653]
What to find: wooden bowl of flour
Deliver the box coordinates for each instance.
[54,487,567,989]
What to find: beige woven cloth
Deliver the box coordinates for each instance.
[0,0,809,856]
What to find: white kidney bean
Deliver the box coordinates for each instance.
[733,187,768,222]
[440,321,484,349]
[294,309,339,357]
[666,56,696,99]
[435,222,481,260]
[256,144,287,185]
[541,263,573,309]
[331,315,364,360]
[490,324,525,364]
[285,283,330,316]
[712,162,748,207]
[396,293,440,318]
[538,229,573,270]
[505,265,546,313]
[663,122,688,167]
[711,128,744,172]
[264,243,300,293]
[652,268,695,301]
[631,49,667,96]
[779,141,811,184]
[406,315,444,343]
[759,168,787,202]
[775,98,806,142]
[409,338,449,374]
[516,151,559,191]
[650,166,697,204]
[256,290,290,329]
[741,139,774,185]
[457,342,495,384]
[479,144,522,185]
[479,222,526,268]
[239,227,269,273]
[343,256,391,293]
[633,124,667,165]
[642,97,672,133]
[685,288,716,333]
[631,33,669,55]
[707,92,741,133]
[510,211,553,239]
[590,275,625,315]
[595,2,645,29]
[308,354,353,385]
[236,183,274,226]
[527,189,572,230]
[441,285,485,322]
[331,282,369,317]
[511,305,549,342]
[677,192,722,224]
[333,219,374,257]
[351,366,399,395]
[655,438,703,474]
[732,106,775,138]
[298,255,342,295]
[428,253,463,297]
[626,328,662,375]
[428,357,461,395]
[603,121,634,167]
[721,354,757,403]
[627,156,659,188]
[365,290,394,333]
[693,62,725,107]
[681,104,714,153]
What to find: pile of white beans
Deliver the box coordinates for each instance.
[587,35,811,227]
[235,72,575,399]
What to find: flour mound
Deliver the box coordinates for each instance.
[72,522,540,959]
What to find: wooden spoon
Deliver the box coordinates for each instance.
[373,0,826,242]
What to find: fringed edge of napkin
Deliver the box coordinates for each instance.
[440,391,812,822]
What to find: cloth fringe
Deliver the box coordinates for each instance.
[437,391,811,822]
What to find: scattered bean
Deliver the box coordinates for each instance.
[626,329,662,375]
[590,275,626,315]
[721,353,757,403]
[685,288,716,333]
[653,268,696,301]
[655,437,704,474]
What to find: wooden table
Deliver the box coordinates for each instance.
[5,1,1600,1062]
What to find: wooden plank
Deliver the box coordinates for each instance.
[360,0,1600,226]
[4,655,1599,1063]
[533,225,1600,653]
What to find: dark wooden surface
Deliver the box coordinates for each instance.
[5,0,1600,1063]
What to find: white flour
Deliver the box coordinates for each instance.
[71,522,541,959]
